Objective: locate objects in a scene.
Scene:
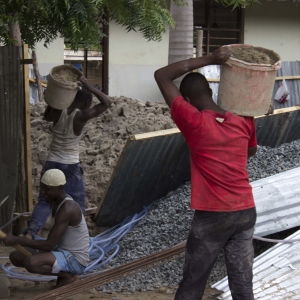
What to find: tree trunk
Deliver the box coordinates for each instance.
[168,0,194,86]
[9,21,22,47]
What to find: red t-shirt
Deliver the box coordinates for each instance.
[171,96,257,212]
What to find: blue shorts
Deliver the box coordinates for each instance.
[51,246,86,275]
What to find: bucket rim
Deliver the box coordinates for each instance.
[226,57,282,71]
[223,44,281,69]
[49,64,82,86]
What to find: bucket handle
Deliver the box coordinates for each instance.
[224,61,233,68]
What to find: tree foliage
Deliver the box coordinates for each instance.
[215,0,260,10]
[0,0,186,50]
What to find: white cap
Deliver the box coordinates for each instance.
[41,169,66,186]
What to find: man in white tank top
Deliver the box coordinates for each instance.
[2,169,90,288]
[23,77,111,239]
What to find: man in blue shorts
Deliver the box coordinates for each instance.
[23,76,111,239]
[2,169,89,287]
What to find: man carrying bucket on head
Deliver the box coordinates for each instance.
[22,76,111,239]
[154,47,257,300]
[2,169,89,288]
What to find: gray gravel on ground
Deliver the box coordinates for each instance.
[96,140,300,294]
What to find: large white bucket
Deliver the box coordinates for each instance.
[44,65,82,110]
[217,44,281,117]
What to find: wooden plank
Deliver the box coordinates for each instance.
[207,78,220,82]
[131,128,180,141]
[275,75,300,80]
[23,44,33,212]
[20,59,33,64]
[29,77,47,88]
[255,106,300,119]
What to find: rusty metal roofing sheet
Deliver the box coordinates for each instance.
[0,46,21,230]
[95,129,190,227]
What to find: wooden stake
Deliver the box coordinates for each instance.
[23,44,33,212]
[0,230,32,256]
[32,50,44,102]
[196,30,203,58]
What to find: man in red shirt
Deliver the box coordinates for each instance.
[154,47,257,300]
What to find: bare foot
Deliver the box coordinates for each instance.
[54,274,79,288]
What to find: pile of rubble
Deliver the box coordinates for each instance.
[30,96,175,210]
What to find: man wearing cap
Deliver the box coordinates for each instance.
[1,169,89,287]
[23,76,111,239]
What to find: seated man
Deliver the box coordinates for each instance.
[1,169,89,287]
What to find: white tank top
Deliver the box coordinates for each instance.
[47,109,82,164]
[53,196,90,266]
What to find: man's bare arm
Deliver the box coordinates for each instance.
[77,77,112,122]
[2,203,75,251]
[44,105,53,121]
[248,146,257,158]
[154,47,231,107]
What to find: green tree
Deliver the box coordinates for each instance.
[0,0,187,50]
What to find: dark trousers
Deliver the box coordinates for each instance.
[175,207,256,300]
[24,161,86,238]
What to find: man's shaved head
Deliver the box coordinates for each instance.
[180,72,212,101]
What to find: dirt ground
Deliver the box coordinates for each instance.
[0,245,221,300]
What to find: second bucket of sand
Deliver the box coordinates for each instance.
[218,44,281,117]
[44,65,82,110]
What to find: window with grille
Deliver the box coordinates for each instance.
[193,0,243,56]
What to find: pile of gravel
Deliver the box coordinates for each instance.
[96,140,300,294]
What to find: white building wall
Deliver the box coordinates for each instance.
[29,38,64,76]
[244,1,300,61]
[109,21,169,102]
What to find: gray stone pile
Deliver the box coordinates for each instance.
[96,140,300,294]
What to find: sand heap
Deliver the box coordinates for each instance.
[30,96,175,210]
[230,46,276,65]
[52,68,79,83]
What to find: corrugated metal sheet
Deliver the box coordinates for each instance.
[202,61,300,109]
[252,167,300,237]
[95,129,190,227]
[212,167,300,299]
[0,46,21,231]
[272,61,300,109]
[213,229,300,299]
[255,108,300,147]
[95,109,300,226]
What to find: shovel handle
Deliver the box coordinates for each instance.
[0,230,32,257]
